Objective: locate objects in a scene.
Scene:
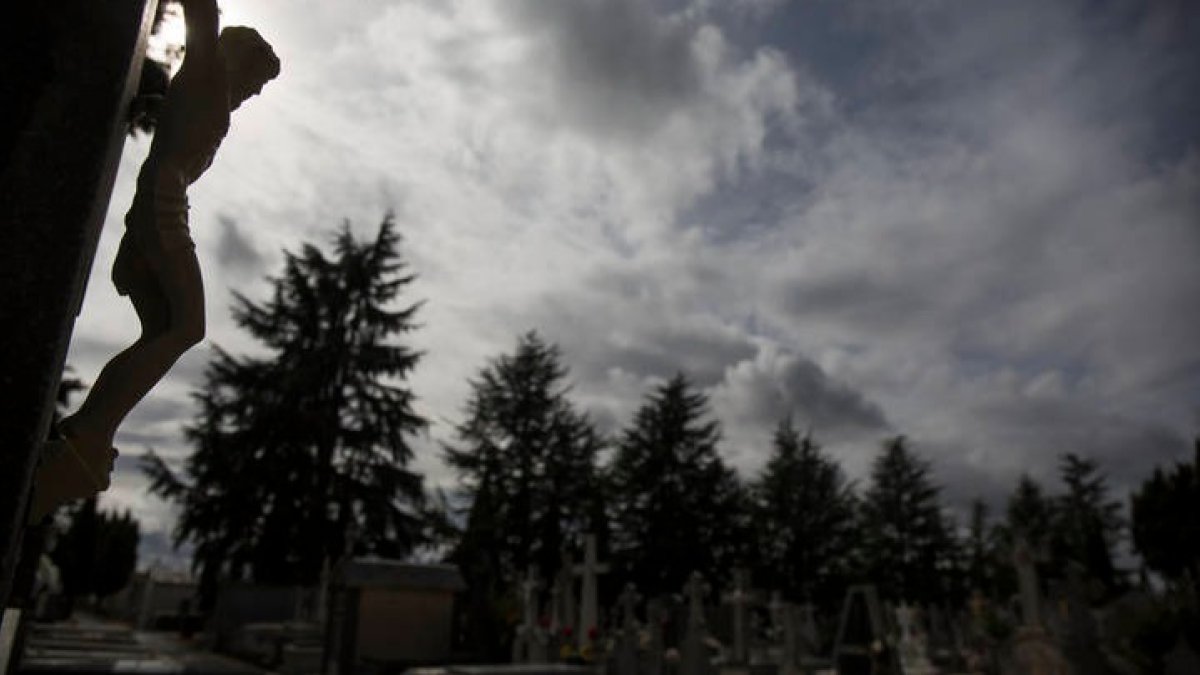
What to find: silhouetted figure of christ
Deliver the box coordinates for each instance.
[30,0,280,521]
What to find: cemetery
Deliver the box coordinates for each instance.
[2,2,1198,675]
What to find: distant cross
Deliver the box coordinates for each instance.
[573,534,609,647]
[557,548,577,635]
[722,568,751,663]
[684,572,710,630]
[521,565,542,630]
[1013,536,1042,629]
[618,583,642,634]
[769,592,797,675]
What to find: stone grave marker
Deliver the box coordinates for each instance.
[572,534,609,654]
[722,569,752,665]
[641,597,667,675]
[681,572,715,675]
[893,604,937,675]
[327,558,465,673]
[832,585,895,675]
[1009,538,1070,675]
[611,583,641,675]
[513,566,543,664]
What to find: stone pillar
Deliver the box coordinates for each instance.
[0,0,157,613]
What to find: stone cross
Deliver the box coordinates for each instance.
[521,566,542,631]
[573,534,609,648]
[722,568,751,664]
[1014,536,1042,629]
[618,583,641,633]
[555,548,576,636]
[681,572,713,675]
[642,599,666,675]
[769,592,798,675]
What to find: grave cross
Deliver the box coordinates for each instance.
[618,583,642,633]
[572,534,609,647]
[1014,536,1042,629]
[722,569,751,663]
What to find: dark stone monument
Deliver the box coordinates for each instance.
[0,0,158,616]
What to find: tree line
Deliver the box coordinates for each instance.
[140,216,1198,658]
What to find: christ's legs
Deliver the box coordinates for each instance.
[60,241,205,460]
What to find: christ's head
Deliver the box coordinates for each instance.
[218,26,280,110]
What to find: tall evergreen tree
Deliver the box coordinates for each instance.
[51,498,139,601]
[144,215,431,606]
[859,436,957,604]
[1052,453,1125,596]
[607,373,751,599]
[1005,474,1055,547]
[443,332,605,658]
[752,418,856,611]
[1130,438,1200,587]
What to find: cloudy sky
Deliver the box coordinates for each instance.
[69,0,1199,566]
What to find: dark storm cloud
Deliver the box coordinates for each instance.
[502,0,704,140]
[719,350,889,436]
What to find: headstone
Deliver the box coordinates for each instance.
[832,585,895,675]
[722,569,752,664]
[893,604,937,675]
[641,598,666,675]
[513,566,542,664]
[327,559,465,673]
[612,584,641,675]
[768,593,797,675]
[681,573,715,675]
[1007,540,1070,675]
[572,534,609,652]
[1014,537,1042,629]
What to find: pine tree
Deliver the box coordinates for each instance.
[1131,438,1200,586]
[51,498,140,601]
[443,332,605,659]
[859,436,957,604]
[607,373,751,599]
[1052,453,1125,596]
[144,215,432,606]
[752,418,856,611]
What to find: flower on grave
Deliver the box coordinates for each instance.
[580,643,594,661]
[588,626,599,641]
[559,643,575,660]
[562,626,574,638]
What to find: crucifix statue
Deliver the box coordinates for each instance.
[29,0,281,521]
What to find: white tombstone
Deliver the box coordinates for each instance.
[613,584,642,675]
[681,572,713,675]
[572,534,609,649]
[1014,537,1042,629]
[722,569,751,664]
[894,604,938,675]
[769,592,799,675]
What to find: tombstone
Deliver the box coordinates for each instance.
[0,0,157,615]
[513,566,542,664]
[641,598,667,675]
[767,593,798,675]
[722,569,752,665]
[326,559,465,673]
[680,573,715,675]
[893,604,937,675]
[573,534,609,653]
[1007,540,1070,675]
[832,585,896,675]
[611,583,641,675]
